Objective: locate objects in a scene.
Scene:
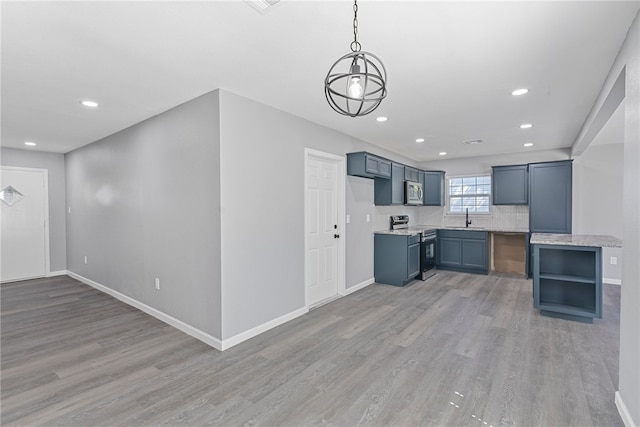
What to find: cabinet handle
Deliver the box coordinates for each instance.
[334,234,340,239]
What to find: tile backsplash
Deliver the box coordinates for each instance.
[373,205,529,231]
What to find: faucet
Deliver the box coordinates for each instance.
[465,208,472,228]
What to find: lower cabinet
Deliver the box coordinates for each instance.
[437,230,488,274]
[374,234,421,286]
[533,244,602,323]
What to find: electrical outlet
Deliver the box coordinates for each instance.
[155,278,160,290]
[610,257,618,265]
[84,256,87,265]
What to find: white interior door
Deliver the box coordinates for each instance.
[1,167,49,282]
[305,153,340,306]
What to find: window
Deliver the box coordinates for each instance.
[448,175,491,214]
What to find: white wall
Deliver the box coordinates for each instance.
[572,143,624,283]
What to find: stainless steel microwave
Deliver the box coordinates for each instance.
[405,180,424,205]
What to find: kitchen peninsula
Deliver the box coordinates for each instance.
[531,233,623,323]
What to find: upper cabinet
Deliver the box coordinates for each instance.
[529,160,572,234]
[423,171,445,206]
[492,164,528,205]
[346,152,392,179]
[375,163,405,205]
[404,166,420,182]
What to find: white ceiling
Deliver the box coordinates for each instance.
[2,1,638,161]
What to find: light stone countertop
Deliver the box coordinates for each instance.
[374,225,530,236]
[530,233,623,248]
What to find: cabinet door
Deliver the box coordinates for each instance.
[365,155,391,178]
[439,238,462,267]
[405,166,419,182]
[462,239,487,270]
[407,243,421,279]
[423,171,445,206]
[492,165,528,205]
[529,161,572,233]
[391,163,405,205]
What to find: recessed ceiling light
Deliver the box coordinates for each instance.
[376,116,388,122]
[24,141,37,146]
[524,143,534,147]
[80,100,99,108]
[416,138,425,143]
[512,88,529,96]
[439,152,447,156]
[520,123,533,129]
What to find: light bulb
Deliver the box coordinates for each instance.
[348,76,363,98]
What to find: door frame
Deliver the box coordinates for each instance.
[1,166,51,282]
[303,148,346,307]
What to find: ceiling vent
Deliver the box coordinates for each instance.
[462,139,484,145]
[245,0,280,14]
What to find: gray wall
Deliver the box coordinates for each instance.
[217,90,416,339]
[1,147,67,272]
[572,143,623,282]
[346,176,374,288]
[619,11,640,425]
[65,91,222,338]
[579,10,640,424]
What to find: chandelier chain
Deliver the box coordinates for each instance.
[351,0,361,52]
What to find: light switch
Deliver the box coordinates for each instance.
[346,214,350,224]
[366,214,371,222]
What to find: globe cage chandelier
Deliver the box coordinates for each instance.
[324,0,387,117]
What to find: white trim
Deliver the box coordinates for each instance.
[604,278,622,285]
[67,271,223,351]
[615,391,636,427]
[47,270,68,277]
[1,166,51,279]
[221,306,308,350]
[342,278,375,296]
[303,148,347,306]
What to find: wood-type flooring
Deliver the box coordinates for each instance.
[1,272,622,426]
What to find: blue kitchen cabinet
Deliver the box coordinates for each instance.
[492,164,528,205]
[346,152,392,179]
[533,244,602,322]
[423,171,445,206]
[375,163,405,205]
[374,233,421,286]
[437,229,488,274]
[404,166,420,182]
[529,160,572,233]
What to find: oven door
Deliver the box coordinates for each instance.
[420,236,437,280]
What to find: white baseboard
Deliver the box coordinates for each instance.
[67,271,223,351]
[221,306,308,350]
[615,391,637,427]
[47,270,68,277]
[342,277,375,296]
[604,278,622,285]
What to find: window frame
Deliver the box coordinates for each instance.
[446,174,492,215]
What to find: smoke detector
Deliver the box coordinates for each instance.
[245,0,280,14]
[462,139,484,145]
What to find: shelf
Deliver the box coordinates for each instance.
[539,273,595,284]
[537,301,597,318]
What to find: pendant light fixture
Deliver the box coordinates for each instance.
[324,0,387,117]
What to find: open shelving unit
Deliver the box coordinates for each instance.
[533,244,602,322]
